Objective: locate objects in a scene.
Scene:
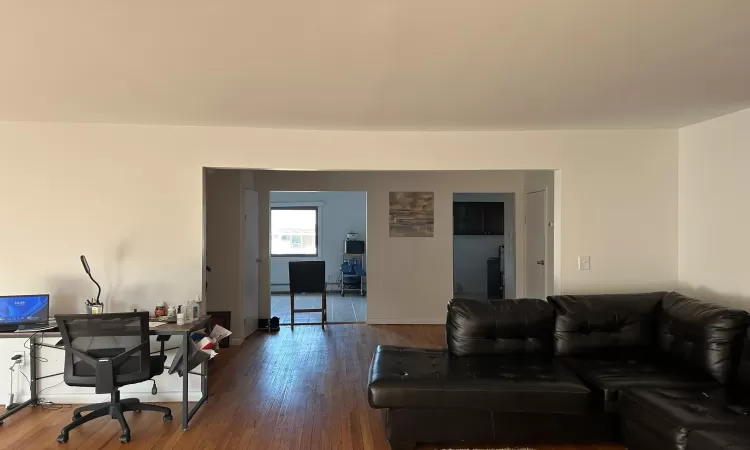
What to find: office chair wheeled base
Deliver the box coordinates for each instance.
[57,391,171,444]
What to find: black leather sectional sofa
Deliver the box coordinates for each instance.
[367,292,750,449]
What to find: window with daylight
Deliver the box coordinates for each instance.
[270,206,319,256]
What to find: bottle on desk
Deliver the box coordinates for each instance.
[186,300,194,321]
[195,294,203,317]
[192,296,200,319]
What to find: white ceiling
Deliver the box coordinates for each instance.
[2,1,750,130]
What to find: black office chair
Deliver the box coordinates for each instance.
[55,312,172,444]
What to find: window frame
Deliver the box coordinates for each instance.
[270,206,320,257]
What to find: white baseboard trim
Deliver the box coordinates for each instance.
[9,391,203,405]
[366,318,444,325]
[230,338,245,346]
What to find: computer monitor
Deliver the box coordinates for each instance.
[0,294,50,326]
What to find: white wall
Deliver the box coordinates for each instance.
[678,108,750,310]
[452,193,516,298]
[0,122,678,326]
[269,191,366,290]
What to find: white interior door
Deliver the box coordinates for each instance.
[243,189,260,338]
[525,190,547,299]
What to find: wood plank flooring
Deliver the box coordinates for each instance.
[0,325,624,450]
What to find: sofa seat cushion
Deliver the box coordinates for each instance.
[620,389,750,450]
[562,355,718,399]
[687,430,750,450]
[367,346,592,414]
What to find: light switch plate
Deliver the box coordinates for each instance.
[578,256,591,270]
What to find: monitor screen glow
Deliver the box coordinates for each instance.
[0,294,50,325]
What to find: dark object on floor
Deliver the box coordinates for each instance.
[207,311,231,347]
[55,312,172,444]
[289,261,327,329]
[261,316,281,331]
[367,292,750,449]
[257,317,280,332]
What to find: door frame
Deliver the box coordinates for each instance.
[524,188,548,299]
[451,192,517,299]
[241,188,260,341]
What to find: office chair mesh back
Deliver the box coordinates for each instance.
[56,313,151,388]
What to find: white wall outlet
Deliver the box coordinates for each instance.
[578,256,591,271]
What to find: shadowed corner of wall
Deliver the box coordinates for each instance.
[48,277,155,314]
[48,278,91,315]
[110,284,160,312]
[101,238,138,310]
[677,283,750,312]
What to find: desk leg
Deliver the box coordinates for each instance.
[181,331,189,431]
[30,334,38,406]
[184,356,209,428]
[0,335,38,425]
[200,360,207,398]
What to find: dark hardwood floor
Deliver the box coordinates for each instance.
[0,325,624,450]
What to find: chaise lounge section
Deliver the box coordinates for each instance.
[368,297,617,449]
[551,292,742,410]
[367,292,749,449]
[619,327,750,449]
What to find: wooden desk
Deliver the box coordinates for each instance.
[0,316,211,431]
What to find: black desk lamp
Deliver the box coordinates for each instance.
[80,255,101,304]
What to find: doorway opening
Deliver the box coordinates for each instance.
[269,191,367,324]
[203,168,259,345]
[452,193,516,300]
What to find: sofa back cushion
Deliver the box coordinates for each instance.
[658,292,749,384]
[548,292,665,356]
[446,298,554,357]
[737,332,750,394]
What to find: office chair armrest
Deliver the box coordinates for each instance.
[93,341,150,394]
[95,358,117,393]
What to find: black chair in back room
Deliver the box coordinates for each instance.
[289,260,327,329]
